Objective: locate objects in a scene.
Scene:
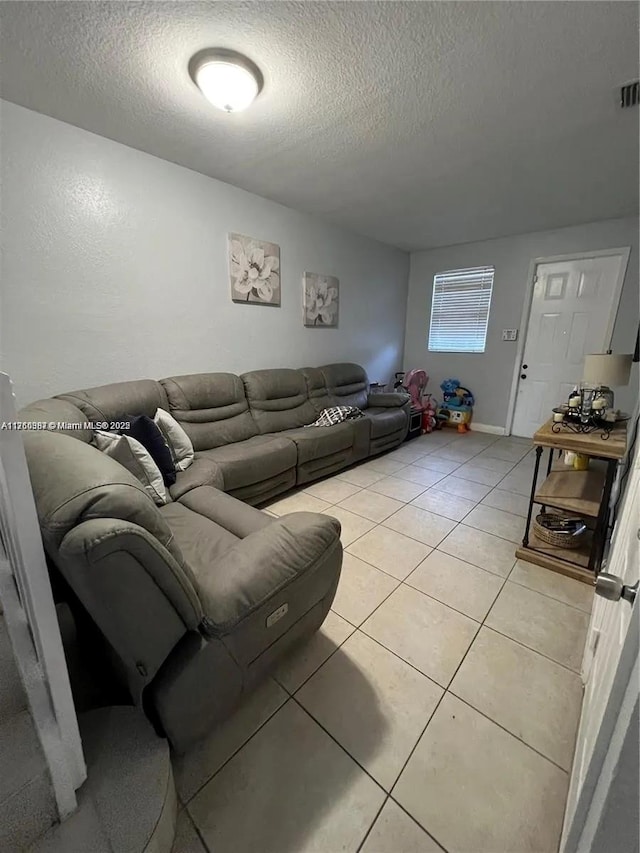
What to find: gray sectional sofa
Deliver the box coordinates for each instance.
[19,362,409,749]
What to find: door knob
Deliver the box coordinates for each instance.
[520,373,527,380]
[595,573,638,604]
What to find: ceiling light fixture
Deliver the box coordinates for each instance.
[189,48,263,113]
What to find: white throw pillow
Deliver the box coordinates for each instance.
[153,408,194,472]
[94,430,169,506]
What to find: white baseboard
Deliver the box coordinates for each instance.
[471,423,506,436]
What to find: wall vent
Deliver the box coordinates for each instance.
[620,81,639,108]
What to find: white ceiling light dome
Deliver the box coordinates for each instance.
[189,48,263,113]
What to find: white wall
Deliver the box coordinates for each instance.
[404,217,639,429]
[0,101,409,407]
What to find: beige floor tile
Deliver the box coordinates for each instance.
[332,554,399,626]
[393,694,568,853]
[498,463,546,496]
[410,488,476,521]
[302,478,362,504]
[412,456,461,474]
[475,443,531,463]
[265,491,332,516]
[322,506,376,546]
[450,627,583,770]
[438,524,517,577]
[297,631,442,790]
[338,489,405,522]
[361,457,408,475]
[464,504,524,544]
[481,488,530,518]
[466,455,515,475]
[438,446,478,462]
[384,444,432,464]
[486,581,589,671]
[406,551,504,622]
[362,585,478,686]
[383,504,457,547]
[509,560,594,612]
[360,800,443,853]
[436,475,491,502]
[369,476,428,502]
[173,678,288,802]
[452,463,504,487]
[393,465,448,487]
[274,610,355,693]
[337,466,386,487]
[412,433,455,450]
[347,526,432,580]
[172,810,206,853]
[188,701,385,853]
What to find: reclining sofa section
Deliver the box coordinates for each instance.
[19,363,409,750]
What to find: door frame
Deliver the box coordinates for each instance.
[505,247,631,437]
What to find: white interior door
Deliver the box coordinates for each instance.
[561,444,639,850]
[511,250,629,438]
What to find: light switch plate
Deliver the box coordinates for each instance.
[502,329,518,341]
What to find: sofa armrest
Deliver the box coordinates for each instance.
[367,392,410,408]
[197,512,342,635]
[59,518,203,698]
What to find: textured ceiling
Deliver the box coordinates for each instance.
[0,1,638,251]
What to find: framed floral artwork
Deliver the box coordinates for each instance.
[229,233,280,305]
[303,272,339,327]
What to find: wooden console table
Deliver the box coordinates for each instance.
[516,418,628,584]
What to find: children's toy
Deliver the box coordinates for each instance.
[403,369,429,410]
[438,378,475,433]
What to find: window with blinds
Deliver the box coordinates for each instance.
[428,266,494,353]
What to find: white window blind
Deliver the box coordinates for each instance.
[428,266,494,353]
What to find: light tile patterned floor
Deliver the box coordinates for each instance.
[172,431,592,853]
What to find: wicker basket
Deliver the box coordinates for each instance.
[533,513,587,549]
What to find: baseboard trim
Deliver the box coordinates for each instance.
[471,423,506,436]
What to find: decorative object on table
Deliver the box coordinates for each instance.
[438,378,474,432]
[533,512,588,549]
[229,233,280,304]
[573,453,590,471]
[303,272,339,327]
[582,352,633,410]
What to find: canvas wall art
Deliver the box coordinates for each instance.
[303,272,339,327]
[229,233,281,305]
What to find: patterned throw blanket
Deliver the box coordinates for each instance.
[305,406,364,427]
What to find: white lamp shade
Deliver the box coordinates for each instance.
[582,353,633,387]
[194,60,259,112]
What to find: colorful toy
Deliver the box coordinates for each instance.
[438,379,475,432]
[421,394,438,433]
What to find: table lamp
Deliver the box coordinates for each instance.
[582,353,633,410]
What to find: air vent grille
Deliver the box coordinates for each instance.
[620,81,639,108]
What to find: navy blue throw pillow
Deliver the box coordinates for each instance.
[120,415,176,487]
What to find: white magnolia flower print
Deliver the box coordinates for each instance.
[230,236,280,303]
[304,274,339,326]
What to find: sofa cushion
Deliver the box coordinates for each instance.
[298,367,331,415]
[169,455,224,500]
[154,408,195,471]
[57,379,168,422]
[276,422,355,464]
[365,406,408,439]
[23,431,179,556]
[177,486,272,539]
[199,434,296,491]
[93,430,170,506]
[160,373,257,451]
[18,398,94,443]
[159,501,239,574]
[242,368,317,433]
[320,363,369,409]
[191,512,341,632]
[120,415,176,486]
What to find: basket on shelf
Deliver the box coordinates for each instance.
[533,512,588,549]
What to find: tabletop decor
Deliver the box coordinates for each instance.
[303,272,339,327]
[229,233,280,305]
